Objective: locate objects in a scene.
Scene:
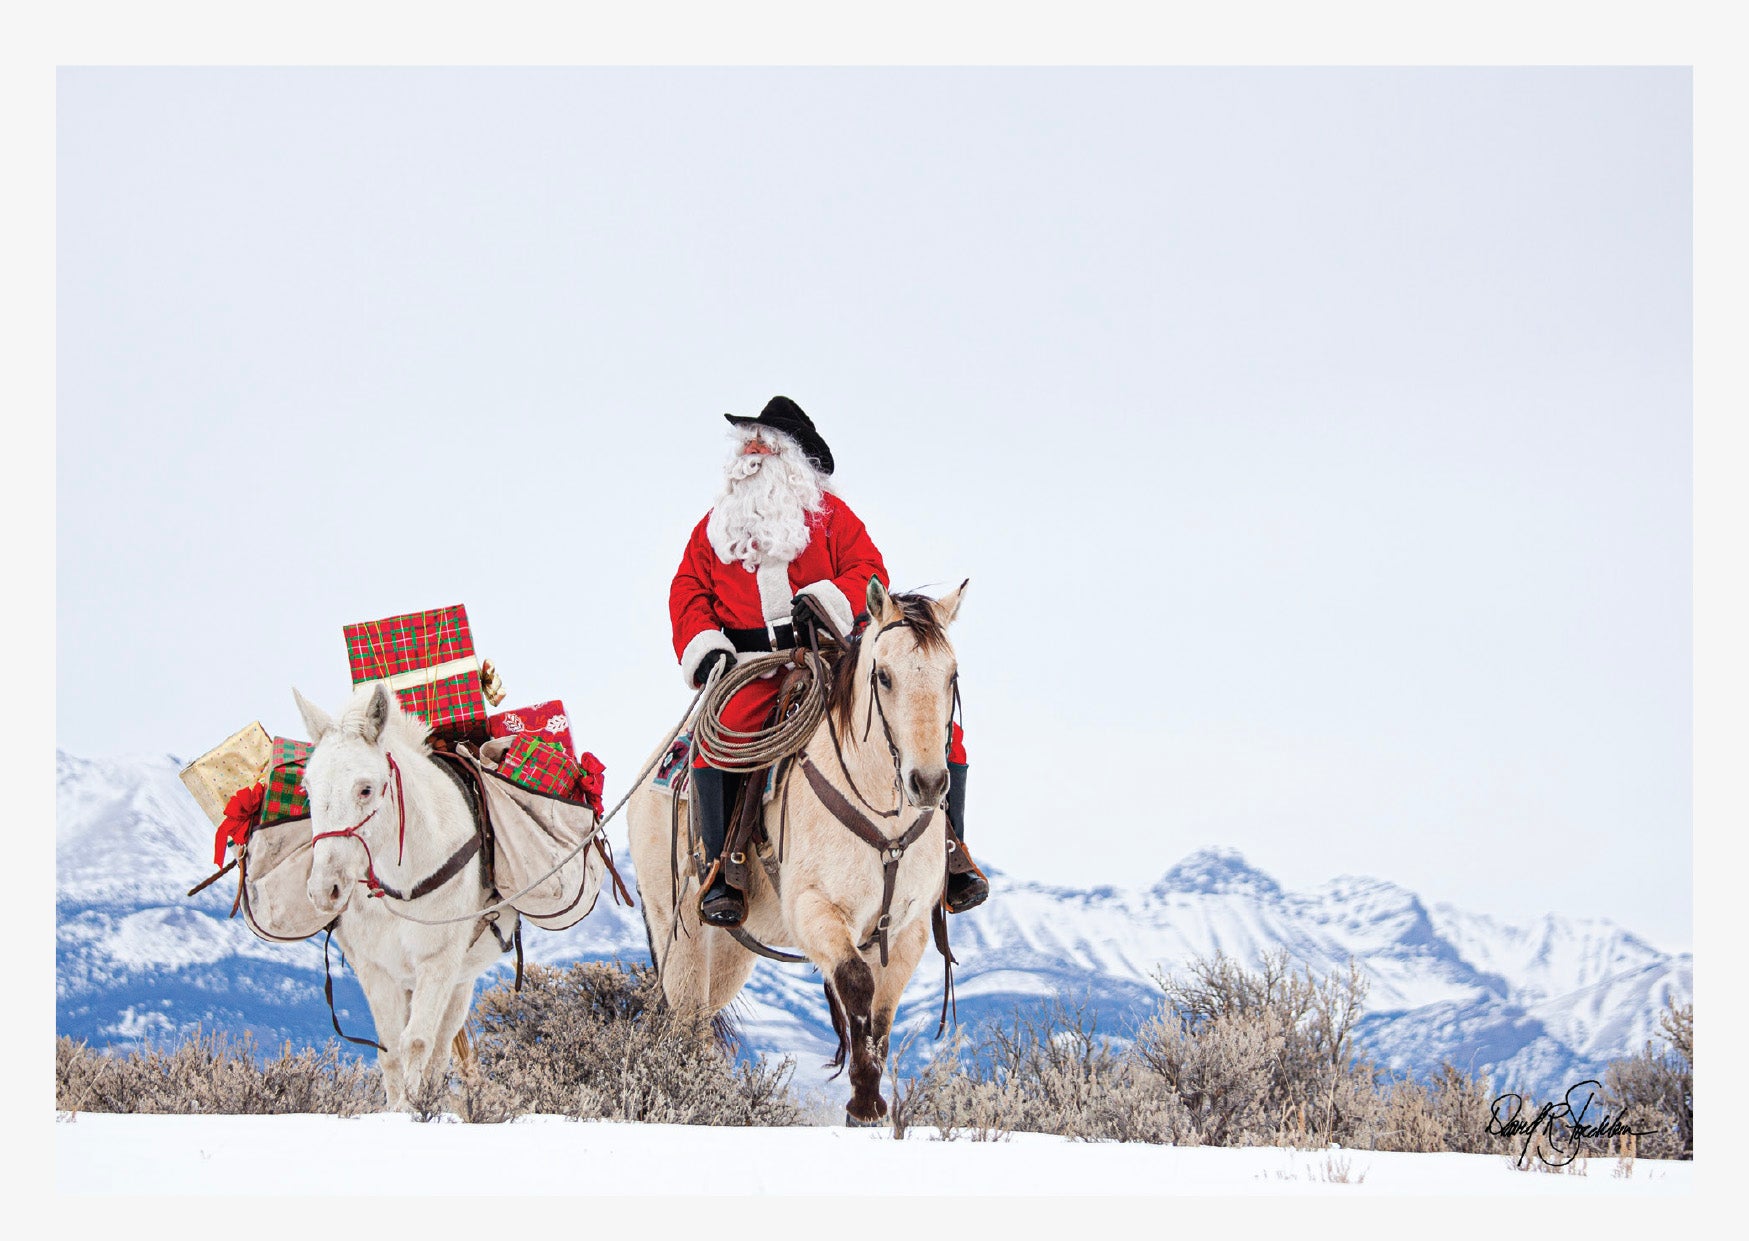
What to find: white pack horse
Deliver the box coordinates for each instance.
[628,578,966,1125]
[295,683,517,1110]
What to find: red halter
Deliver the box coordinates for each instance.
[309,752,407,898]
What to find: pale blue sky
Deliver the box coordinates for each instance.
[56,68,1692,949]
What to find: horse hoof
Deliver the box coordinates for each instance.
[845,1110,885,1129]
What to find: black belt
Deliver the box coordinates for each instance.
[726,624,795,653]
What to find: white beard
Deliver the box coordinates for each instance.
[706,430,827,570]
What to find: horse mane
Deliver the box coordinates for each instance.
[338,683,433,756]
[825,591,951,734]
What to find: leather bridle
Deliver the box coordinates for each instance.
[309,751,408,899]
[827,617,958,821]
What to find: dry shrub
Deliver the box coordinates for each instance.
[53,958,1691,1156]
[899,999,1197,1145]
[1372,1064,1502,1154]
[55,961,801,1127]
[1134,951,1380,1148]
[900,952,1690,1159]
[56,1031,381,1116]
[1317,1151,1366,1184]
[465,960,801,1126]
[889,1030,1011,1142]
[1132,1006,1278,1144]
[1600,999,1691,1160]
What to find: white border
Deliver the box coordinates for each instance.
[17,2,1738,1231]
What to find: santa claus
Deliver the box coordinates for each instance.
[669,396,986,927]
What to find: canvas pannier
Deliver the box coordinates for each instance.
[238,815,334,943]
[464,740,605,932]
[180,722,331,943]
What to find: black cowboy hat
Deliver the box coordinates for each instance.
[724,395,834,476]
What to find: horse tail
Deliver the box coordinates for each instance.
[822,979,850,1079]
[710,1002,744,1053]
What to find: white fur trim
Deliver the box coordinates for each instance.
[755,557,795,626]
[679,628,736,690]
[794,579,854,638]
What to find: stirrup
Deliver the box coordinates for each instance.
[944,869,989,915]
[698,862,747,928]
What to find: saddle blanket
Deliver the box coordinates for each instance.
[651,733,691,795]
[651,731,785,805]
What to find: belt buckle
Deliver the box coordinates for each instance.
[765,619,783,650]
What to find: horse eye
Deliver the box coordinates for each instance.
[876,669,893,690]
[359,785,372,799]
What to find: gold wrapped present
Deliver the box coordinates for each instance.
[179,722,273,828]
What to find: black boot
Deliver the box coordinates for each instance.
[944,761,989,914]
[692,766,747,927]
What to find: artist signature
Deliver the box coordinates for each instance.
[1486,1080,1656,1167]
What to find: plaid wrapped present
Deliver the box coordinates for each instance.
[488,700,574,759]
[344,603,488,741]
[260,737,314,826]
[497,733,589,802]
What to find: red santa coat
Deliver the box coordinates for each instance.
[671,493,886,748]
[669,493,969,768]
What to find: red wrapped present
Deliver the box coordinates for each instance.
[496,734,592,805]
[260,737,313,826]
[344,604,489,741]
[488,700,574,759]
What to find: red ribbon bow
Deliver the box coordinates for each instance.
[213,782,265,866]
[577,751,606,813]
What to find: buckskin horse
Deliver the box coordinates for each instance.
[627,577,968,1125]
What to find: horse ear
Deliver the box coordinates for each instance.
[866,576,897,625]
[293,687,334,743]
[935,578,970,625]
[359,682,392,744]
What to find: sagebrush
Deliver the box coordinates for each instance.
[57,1029,382,1116]
[891,952,1692,1159]
[54,954,1691,1159]
[56,961,801,1126]
[458,960,801,1125]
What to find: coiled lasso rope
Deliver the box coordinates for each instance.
[689,647,835,772]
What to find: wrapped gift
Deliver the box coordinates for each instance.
[344,603,489,740]
[488,700,574,759]
[260,737,314,826]
[180,722,272,829]
[497,733,589,803]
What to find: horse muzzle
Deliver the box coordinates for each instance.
[904,765,950,809]
[307,869,355,914]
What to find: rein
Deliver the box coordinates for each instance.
[797,752,933,967]
[829,616,958,820]
[824,620,910,820]
[678,605,959,1013]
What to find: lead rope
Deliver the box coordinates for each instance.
[371,669,716,927]
[322,927,385,1052]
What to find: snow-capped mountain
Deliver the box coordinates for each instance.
[56,751,1691,1095]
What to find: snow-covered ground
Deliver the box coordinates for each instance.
[55,1113,1690,1197]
